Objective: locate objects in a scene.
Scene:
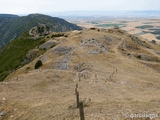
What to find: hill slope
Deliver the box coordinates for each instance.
[0,31,46,81]
[1,28,160,120]
[0,13,82,49]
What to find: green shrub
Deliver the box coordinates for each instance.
[46,35,50,38]
[90,28,96,30]
[0,71,10,82]
[137,55,141,59]
[122,48,125,51]
[127,53,131,56]
[64,35,68,37]
[51,33,64,38]
[35,60,42,69]
[26,67,31,70]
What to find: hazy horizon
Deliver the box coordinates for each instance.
[0,0,160,15]
[1,10,160,17]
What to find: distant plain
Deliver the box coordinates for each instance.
[69,17,160,44]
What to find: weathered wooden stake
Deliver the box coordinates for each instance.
[76,92,80,108]
[79,74,81,81]
[79,100,85,120]
[76,83,78,89]
[75,84,78,94]
[75,88,78,94]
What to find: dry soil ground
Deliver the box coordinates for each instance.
[0,28,160,120]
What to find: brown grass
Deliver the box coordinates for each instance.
[1,29,160,120]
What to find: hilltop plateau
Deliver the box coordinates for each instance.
[0,28,160,120]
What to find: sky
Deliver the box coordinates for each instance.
[0,0,160,15]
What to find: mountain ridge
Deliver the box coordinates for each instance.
[0,14,19,18]
[0,13,82,49]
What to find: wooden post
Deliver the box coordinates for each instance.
[76,92,80,108]
[75,84,78,94]
[79,100,85,120]
[75,88,77,94]
[79,73,81,81]
[76,83,78,89]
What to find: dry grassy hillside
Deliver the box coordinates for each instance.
[0,28,160,120]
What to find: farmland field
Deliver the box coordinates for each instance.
[95,23,125,27]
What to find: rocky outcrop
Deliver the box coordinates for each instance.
[39,40,57,50]
[29,24,52,36]
[21,49,40,65]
